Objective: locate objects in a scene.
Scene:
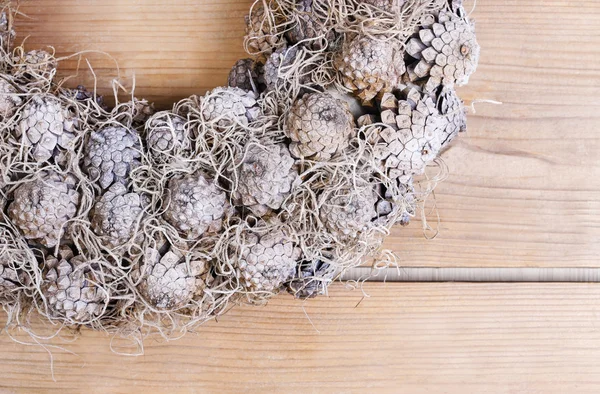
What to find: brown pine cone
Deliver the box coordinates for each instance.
[43,249,107,323]
[286,92,356,160]
[163,172,228,239]
[319,186,378,239]
[14,95,75,162]
[232,144,297,216]
[285,0,334,50]
[83,126,141,189]
[138,247,208,310]
[0,77,21,118]
[91,182,143,248]
[234,228,301,293]
[8,171,80,248]
[12,49,58,82]
[335,35,406,103]
[244,6,284,57]
[405,10,480,92]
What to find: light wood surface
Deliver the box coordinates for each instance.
[15,0,600,268]
[3,283,600,393]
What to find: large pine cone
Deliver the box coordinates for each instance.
[232,144,297,216]
[146,113,189,162]
[83,126,141,189]
[138,247,208,310]
[0,78,21,118]
[163,172,227,239]
[8,171,80,248]
[406,10,480,92]
[43,249,107,323]
[368,86,447,183]
[14,95,75,162]
[91,183,143,248]
[319,186,378,239]
[335,35,406,102]
[235,228,301,293]
[201,87,260,128]
[286,92,356,160]
[244,6,284,57]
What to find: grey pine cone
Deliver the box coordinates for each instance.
[287,260,333,299]
[8,171,80,248]
[201,87,260,128]
[286,92,356,160]
[91,182,143,248]
[0,77,21,118]
[163,172,227,239]
[319,186,378,239]
[228,58,260,92]
[83,126,141,189]
[146,113,189,161]
[232,144,297,216]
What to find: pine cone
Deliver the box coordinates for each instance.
[375,178,415,226]
[14,95,75,162]
[371,87,446,183]
[263,45,309,92]
[0,11,15,50]
[319,186,378,239]
[43,249,107,323]
[336,35,406,102]
[405,10,480,93]
[13,49,58,81]
[146,113,189,161]
[361,0,405,13]
[83,126,141,189]
[232,144,297,216]
[163,172,227,239]
[91,183,143,248]
[235,228,300,293]
[286,92,356,160]
[287,260,333,299]
[437,86,466,148]
[201,87,259,128]
[8,171,80,248]
[244,6,284,57]
[228,58,260,92]
[0,259,21,291]
[285,0,334,50]
[138,247,207,310]
[0,77,21,118]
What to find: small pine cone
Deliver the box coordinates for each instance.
[360,0,405,13]
[244,6,284,57]
[336,35,406,102]
[163,172,227,239]
[286,92,356,160]
[130,99,156,125]
[91,183,143,247]
[146,113,189,161]
[319,187,378,238]
[405,11,480,93]
[8,171,80,248]
[201,87,260,128]
[71,85,108,110]
[228,58,259,92]
[235,228,300,293]
[0,78,21,118]
[14,95,75,162]
[0,260,21,291]
[263,45,309,91]
[285,0,334,50]
[437,86,466,148]
[232,144,297,216]
[287,260,333,299]
[0,12,15,50]
[83,126,141,189]
[373,87,446,183]
[13,49,58,81]
[43,250,106,323]
[138,248,206,310]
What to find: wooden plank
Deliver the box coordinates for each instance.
[2,283,600,393]
[12,0,600,271]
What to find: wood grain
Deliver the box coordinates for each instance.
[2,283,600,393]
[13,0,600,268]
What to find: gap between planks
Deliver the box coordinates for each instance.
[342,267,600,282]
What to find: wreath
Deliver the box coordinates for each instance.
[0,0,479,346]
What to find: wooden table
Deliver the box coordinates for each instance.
[2,0,599,392]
